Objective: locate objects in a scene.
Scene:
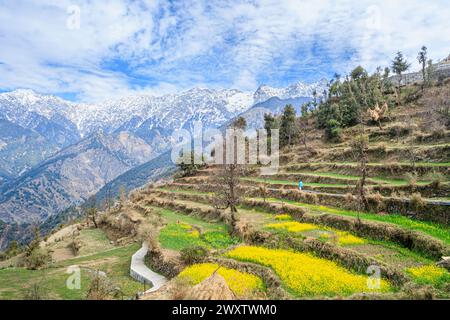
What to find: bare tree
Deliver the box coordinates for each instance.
[211,163,245,232]
[85,196,98,228]
[258,178,268,203]
[351,105,370,224]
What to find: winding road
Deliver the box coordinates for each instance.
[130,242,167,294]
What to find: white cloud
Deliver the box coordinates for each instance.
[0,0,449,102]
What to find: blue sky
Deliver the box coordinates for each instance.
[0,0,449,102]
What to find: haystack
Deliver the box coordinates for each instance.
[187,273,236,300]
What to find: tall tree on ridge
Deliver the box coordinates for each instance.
[417,46,428,90]
[392,51,411,104]
[280,104,297,147]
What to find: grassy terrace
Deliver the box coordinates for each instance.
[284,162,450,168]
[263,198,450,245]
[277,171,432,186]
[150,207,238,251]
[156,188,450,245]
[153,189,433,268]
[242,177,350,188]
[0,243,141,300]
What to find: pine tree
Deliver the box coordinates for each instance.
[231,116,247,130]
[280,104,297,147]
[391,51,411,95]
[417,46,428,88]
[263,113,277,136]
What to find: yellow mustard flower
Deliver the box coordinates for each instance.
[226,246,391,297]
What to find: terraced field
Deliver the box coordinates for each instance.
[133,177,449,299]
[133,119,449,299]
[0,240,142,300]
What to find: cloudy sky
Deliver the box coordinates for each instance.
[0,0,449,102]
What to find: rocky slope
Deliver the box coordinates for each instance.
[0,131,153,223]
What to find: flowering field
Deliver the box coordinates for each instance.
[274,214,293,221]
[407,265,450,287]
[177,263,265,297]
[226,246,391,297]
[265,220,366,246]
[265,221,317,232]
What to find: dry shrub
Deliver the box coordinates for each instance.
[119,217,136,235]
[129,190,144,203]
[186,273,236,300]
[370,192,385,211]
[345,192,356,202]
[401,283,435,300]
[170,278,191,300]
[410,192,425,210]
[426,172,445,189]
[374,142,387,154]
[388,122,412,139]
[20,247,53,270]
[85,271,117,300]
[344,193,357,210]
[180,246,209,265]
[137,224,159,249]
[22,281,49,300]
[68,239,82,256]
[404,172,418,187]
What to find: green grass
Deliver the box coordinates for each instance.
[283,171,360,180]
[406,265,450,289]
[263,198,450,245]
[151,206,226,231]
[158,187,212,196]
[76,229,115,256]
[153,188,450,245]
[152,207,238,251]
[285,171,432,186]
[242,177,350,188]
[0,244,142,300]
[287,162,450,168]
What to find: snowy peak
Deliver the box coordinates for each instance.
[253,79,328,104]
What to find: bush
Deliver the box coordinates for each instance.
[180,246,209,265]
[137,224,160,249]
[68,239,82,256]
[427,172,445,189]
[86,272,117,300]
[21,247,53,270]
[325,119,342,141]
[404,172,418,187]
[410,192,425,210]
[22,282,49,300]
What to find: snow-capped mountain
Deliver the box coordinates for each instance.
[71,88,254,137]
[253,79,328,104]
[0,88,255,178]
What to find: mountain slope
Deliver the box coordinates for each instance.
[0,131,153,223]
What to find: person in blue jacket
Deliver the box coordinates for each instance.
[298,179,303,190]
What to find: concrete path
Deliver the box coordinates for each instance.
[130,242,167,293]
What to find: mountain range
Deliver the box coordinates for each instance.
[0,79,327,231]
